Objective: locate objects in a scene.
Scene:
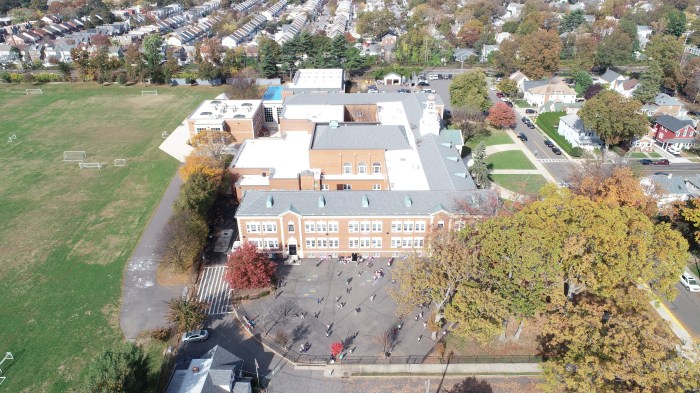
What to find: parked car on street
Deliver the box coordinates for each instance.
[653,159,670,165]
[516,132,528,141]
[639,159,653,165]
[525,109,537,114]
[182,329,209,342]
[544,140,554,147]
[551,147,562,155]
[526,123,535,129]
[504,101,514,107]
[417,81,430,86]
[681,272,700,292]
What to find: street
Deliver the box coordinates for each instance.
[665,282,700,338]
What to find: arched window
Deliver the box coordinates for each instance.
[357,162,367,174]
[342,162,352,174]
[372,162,381,174]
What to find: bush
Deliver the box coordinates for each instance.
[150,327,171,341]
[570,146,584,157]
[34,73,61,82]
[0,72,10,83]
[9,73,23,83]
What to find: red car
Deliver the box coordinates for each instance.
[653,159,670,165]
[496,92,505,98]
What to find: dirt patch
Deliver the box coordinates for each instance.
[69,234,130,265]
[156,263,192,286]
[444,316,543,357]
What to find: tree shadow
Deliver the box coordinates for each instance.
[291,323,310,344]
[443,376,494,393]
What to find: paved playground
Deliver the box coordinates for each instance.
[239,257,439,360]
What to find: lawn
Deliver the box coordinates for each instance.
[649,152,662,158]
[629,152,648,158]
[485,150,536,170]
[515,99,529,108]
[465,128,513,149]
[491,174,549,195]
[535,112,576,156]
[0,83,221,392]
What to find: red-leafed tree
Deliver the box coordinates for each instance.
[224,242,276,290]
[486,102,516,129]
[331,342,344,357]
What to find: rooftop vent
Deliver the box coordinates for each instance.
[318,195,326,207]
[404,195,412,207]
[441,142,453,148]
[454,172,468,179]
[362,195,369,207]
[329,120,339,129]
[234,114,246,118]
[446,156,459,162]
[265,195,274,208]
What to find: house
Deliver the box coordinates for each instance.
[611,78,638,98]
[262,0,287,20]
[165,345,251,393]
[504,2,524,20]
[541,101,584,115]
[453,47,475,63]
[641,174,694,206]
[597,69,624,86]
[652,114,699,154]
[495,32,511,44]
[641,93,688,117]
[523,79,577,107]
[480,44,499,63]
[557,114,602,150]
[509,70,530,92]
[637,25,653,50]
[382,72,403,85]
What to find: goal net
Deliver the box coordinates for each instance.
[79,162,102,169]
[141,90,158,96]
[63,151,86,161]
[114,159,127,167]
[25,89,43,95]
[7,134,16,143]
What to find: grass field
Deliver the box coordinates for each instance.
[0,83,221,392]
[465,128,513,149]
[490,174,549,195]
[535,112,576,156]
[485,150,536,170]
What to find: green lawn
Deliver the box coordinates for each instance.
[629,152,648,158]
[491,174,549,195]
[649,152,662,158]
[485,150,536,170]
[515,99,529,108]
[465,129,513,149]
[0,83,221,392]
[535,112,576,156]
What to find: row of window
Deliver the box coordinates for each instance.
[343,162,382,175]
[246,220,439,234]
[247,238,279,249]
[305,237,425,249]
[245,222,278,233]
[321,184,382,190]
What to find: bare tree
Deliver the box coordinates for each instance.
[373,328,398,356]
[191,131,235,161]
[226,68,263,99]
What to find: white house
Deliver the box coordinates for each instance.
[382,72,403,85]
[480,44,499,63]
[557,114,602,150]
[641,174,695,207]
[611,78,638,98]
[509,70,530,92]
[523,79,577,107]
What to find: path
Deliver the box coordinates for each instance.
[119,172,187,340]
[483,139,557,182]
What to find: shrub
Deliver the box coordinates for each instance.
[9,73,23,83]
[570,146,584,157]
[0,72,10,83]
[150,327,171,341]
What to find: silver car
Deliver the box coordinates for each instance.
[182,329,209,342]
[680,273,700,292]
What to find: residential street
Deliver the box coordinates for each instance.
[665,282,700,338]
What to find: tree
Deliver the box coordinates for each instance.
[163,49,180,81]
[166,296,209,332]
[595,29,634,69]
[449,69,490,110]
[496,78,518,98]
[681,57,700,102]
[226,69,262,100]
[191,130,235,160]
[493,38,519,75]
[573,71,592,95]
[330,342,343,357]
[634,61,663,103]
[395,28,448,66]
[573,34,598,71]
[517,29,562,79]
[224,242,276,290]
[579,90,648,147]
[258,37,280,78]
[355,10,397,40]
[197,61,220,81]
[124,44,145,83]
[680,198,700,244]
[174,171,219,218]
[486,102,516,128]
[143,34,164,83]
[83,342,148,393]
[457,19,484,48]
[645,34,685,91]
[160,209,208,271]
[91,33,111,48]
[179,154,225,182]
[540,290,700,393]
[560,10,584,33]
[57,62,72,81]
[583,83,604,100]
[469,142,491,188]
[665,9,687,37]
[445,377,494,393]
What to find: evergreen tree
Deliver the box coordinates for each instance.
[634,61,662,103]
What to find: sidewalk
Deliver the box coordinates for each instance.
[320,362,541,376]
[502,129,557,183]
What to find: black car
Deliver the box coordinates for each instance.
[504,101,514,107]
[521,117,529,123]
[417,81,429,86]
[527,123,535,129]
[639,158,653,165]
[654,172,670,176]
[517,132,528,141]
[437,74,443,79]
[552,147,562,155]
[446,74,453,79]
[525,109,537,114]
[544,140,554,147]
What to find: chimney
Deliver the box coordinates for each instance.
[318,195,326,207]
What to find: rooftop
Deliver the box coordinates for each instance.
[311,123,411,150]
[166,345,244,393]
[655,93,683,107]
[655,114,695,132]
[525,80,576,95]
[286,68,345,91]
[232,132,312,181]
[188,100,262,121]
[415,133,476,191]
[600,69,621,83]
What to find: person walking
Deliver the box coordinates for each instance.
[418,335,422,342]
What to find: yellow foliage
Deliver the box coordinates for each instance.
[179,155,225,182]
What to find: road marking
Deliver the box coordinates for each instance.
[538,158,569,163]
[196,266,233,315]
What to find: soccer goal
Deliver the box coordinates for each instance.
[141,90,158,96]
[25,89,43,95]
[161,131,169,138]
[79,162,102,169]
[7,134,16,143]
[63,151,86,161]
[114,159,127,167]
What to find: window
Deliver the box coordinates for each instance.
[288,222,295,232]
[360,221,371,233]
[454,221,465,230]
[342,184,352,190]
[357,162,367,174]
[316,221,327,233]
[246,222,260,233]
[414,221,426,232]
[414,237,424,248]
[391,221,402,232]
[305,239,316,249]
[372,184,381,190]
[402,238,413,248]
[264,239,279,249]
[328,238,339,248]
[264,107,274,122]
[391,238,401,248]
[328,221,339,232]
[317,239,328,248]
[349,238,359,248]
[437,221,445,229]
[304,221,315,233]
[403,221,413,232]
[372,238,382,248]
[262,222,277,233]
[321,184,329,190]
[360,238,370,248]
[343,162,352,174]
[372,162,381,174]
[276,107,283,120]
[372,221,382,232]
[248,238,263,247]
[348,221,359,232]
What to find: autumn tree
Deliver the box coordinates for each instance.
[583,83,604,99]
[355,9,397,40]
[174,171,220,218]
[330,342,343,357]
[496,78,518,98]
[493,38,519,75]
[224,242,276,290]
[191,130,235,160]
[681,57,700,101]
[124,44,145,83]
[680,198,700,244]
[179,154,225,182]
[457,19,484,48]
[160,209,208,271]
[578,90,648,148]
[166,296,209,332]
[226,68,262,100]
[486,102,516,128]
[517,29,562,79]
[450,105,488,142]
[573,34,598,72]
[645,34,685,91]
[449,69,490,110]
[82,343,148,393]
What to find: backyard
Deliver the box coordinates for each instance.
[0,83,220,392]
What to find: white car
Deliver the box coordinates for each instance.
[680,272,700,292]
[489,86,496,91]
[182,329,209,342]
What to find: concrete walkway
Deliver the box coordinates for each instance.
[502,129,557,183]
[320,362,541,376]
[482,138,557,184]
[491,169,542,175]
[119,172,188,340]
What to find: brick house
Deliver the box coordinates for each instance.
[653,115,699,154]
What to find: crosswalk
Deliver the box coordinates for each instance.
[196,265,233,315]
[538,158,569,163]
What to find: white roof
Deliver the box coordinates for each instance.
[188,100,261,121]
[233,132,312,179]
[287,68,344,90]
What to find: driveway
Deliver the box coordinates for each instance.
[119,172,187,340]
